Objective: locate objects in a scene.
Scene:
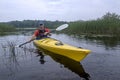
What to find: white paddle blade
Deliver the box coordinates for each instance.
[15,45,19,48]
[56,24,68,31]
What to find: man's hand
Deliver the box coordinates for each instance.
[44,32,51,36]
[44,32,49,35]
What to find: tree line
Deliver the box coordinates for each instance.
[6,20,66,28]
[0,20,66,35]
[0,12,120,36]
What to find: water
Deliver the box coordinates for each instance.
[0,34,120,80]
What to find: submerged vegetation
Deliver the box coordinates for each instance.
[63,12,120,36]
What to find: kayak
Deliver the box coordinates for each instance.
[33,38,91,62]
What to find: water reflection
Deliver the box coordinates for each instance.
[1,34,120,80]
[36,49,90,80]
[86,36,120,46]
[35,50,46,64]
[57,33,120,49]
[1,43,20,80]
[0,40,36,80]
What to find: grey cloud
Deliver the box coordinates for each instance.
[0,0,120,22]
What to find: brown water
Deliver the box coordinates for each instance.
[0,34,120,80]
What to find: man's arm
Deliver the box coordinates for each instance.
[29,34,36,42]
[28,30,38,42]
[44,28,51,36]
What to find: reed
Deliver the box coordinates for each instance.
[63,12,120,36]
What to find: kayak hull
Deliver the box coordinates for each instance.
[33,38,91,62]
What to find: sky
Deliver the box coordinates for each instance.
[0,0,120,22]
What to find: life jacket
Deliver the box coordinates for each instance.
[39,29,46,34]
[36,29,48,39]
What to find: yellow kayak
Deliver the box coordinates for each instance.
[33,38,91,62]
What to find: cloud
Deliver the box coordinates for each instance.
[0,0,120,22]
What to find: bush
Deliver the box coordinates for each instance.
[0,23,16,34]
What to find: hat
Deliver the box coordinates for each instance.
[39,23,44,26]
[39,22,44,26]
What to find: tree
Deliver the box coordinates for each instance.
[101,12,120,21]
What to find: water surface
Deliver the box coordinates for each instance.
[0,34,120,80]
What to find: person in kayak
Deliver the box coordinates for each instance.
[29,23,51,42]
[18,23,51,47]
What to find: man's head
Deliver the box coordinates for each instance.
[38,23,45,30]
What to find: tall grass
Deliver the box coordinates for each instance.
[63,12,120,36]
[0,23,16,35]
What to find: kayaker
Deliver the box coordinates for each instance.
[29,23,51,42]
[18,23,51,47]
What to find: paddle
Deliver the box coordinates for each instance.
[17,24,69,47]
[56,24,68,31]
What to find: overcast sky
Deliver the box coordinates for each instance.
[0,0,120,22]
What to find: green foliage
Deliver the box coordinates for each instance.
[0,12,120,36]
[0,23,16,35]
[63,12,120,36]
[6,20,66,29]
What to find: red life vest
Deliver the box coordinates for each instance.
[34,28,50,37]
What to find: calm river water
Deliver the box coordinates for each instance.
[0,33,120,80]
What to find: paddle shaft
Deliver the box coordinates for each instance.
[19,41,31,47]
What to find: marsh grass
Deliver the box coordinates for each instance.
[0,37,42,80]
[0,39,37,66]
